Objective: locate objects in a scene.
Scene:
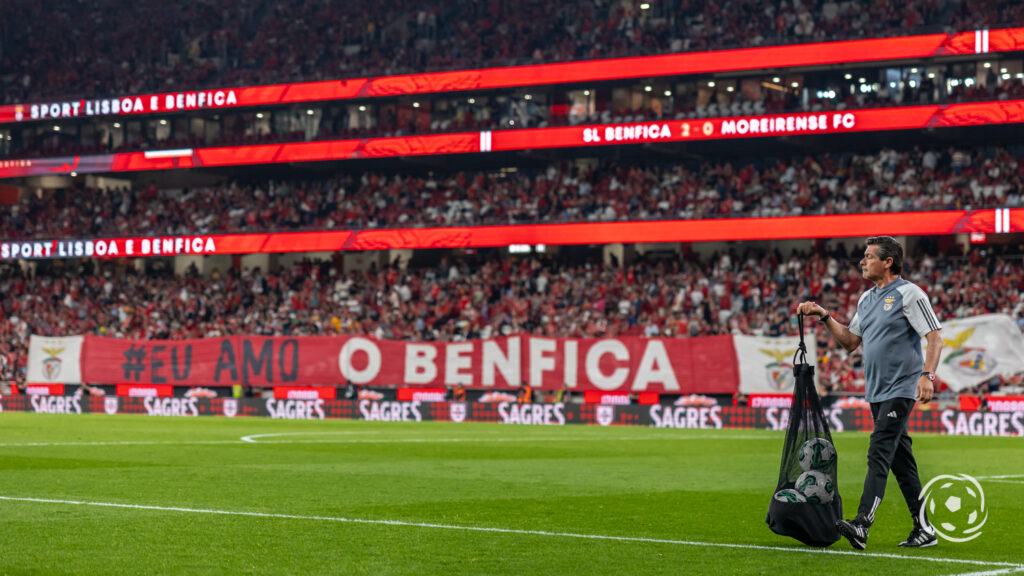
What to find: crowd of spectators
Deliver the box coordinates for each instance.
[2,146,1021,241]
[1,0,968,104]
[2,241,1022,396]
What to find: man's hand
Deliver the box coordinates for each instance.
[796,301,828,318]
[916,375,934,404]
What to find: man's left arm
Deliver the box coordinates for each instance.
[901,286,944,404]
[918,330,943,404]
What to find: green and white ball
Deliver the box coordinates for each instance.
[798,438,837,472]
[773,488,807,503]
[796,470,835,504]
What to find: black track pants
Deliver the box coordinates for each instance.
[857,397,923,524]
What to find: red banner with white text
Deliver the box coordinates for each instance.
[79,334,739,394]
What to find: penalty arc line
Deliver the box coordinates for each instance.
[0,495,1020,570]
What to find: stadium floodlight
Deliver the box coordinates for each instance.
[772,76,781,83]
[412,102,420,108]
[468,98,475,104]
[984,62,992,68]
[524,94,532,100]
[708,81,716,87]
[113,123,121,128]
[727,86,735,92]
[358,105,366,111]
[70,172,77,177]
[791,82,799,88]
[159,119,168,125]
[640,2,650,9]
[1001,68,1008,73]
[858,77,866,83]
[928,73,936,78]
[644,85,652,92]
[256,113,264,119]
[843,73,852,80]
[664,90,672,96]
[583,90,591,96]
[1002,73,1011,80]
[53,125,60,131]
[306,109,315,115]
[911,68,918,73]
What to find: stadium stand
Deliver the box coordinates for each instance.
[2,2,1023,408]
[2,146,1021,239]
[2,241,1022,395]
[2,0,962,103]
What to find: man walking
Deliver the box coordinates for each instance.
[798,236,943,550]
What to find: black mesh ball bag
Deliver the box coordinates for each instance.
[765,314,843,547]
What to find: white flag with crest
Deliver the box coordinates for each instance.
[27,335,84,384]
[933,314,1024,391]
[734,334,816,394]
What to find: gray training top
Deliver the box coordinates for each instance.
[848,277,942,403]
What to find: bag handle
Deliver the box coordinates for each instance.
[793,313,808,366]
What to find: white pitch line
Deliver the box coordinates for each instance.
[939,568,1024,576]
[0,433,778,448]
[0,495,1020,570]
[239,431,776,443]
[975,474,1024,480]
[240,431,379,443]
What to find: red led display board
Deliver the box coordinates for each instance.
[2,209,1019,260]
[2,100,1023,179]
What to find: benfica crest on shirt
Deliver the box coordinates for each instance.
[883,296,896,311]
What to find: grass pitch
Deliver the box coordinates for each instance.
[0,413,1021,575]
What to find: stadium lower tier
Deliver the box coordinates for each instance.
[2,237,1022,396]
[2,395,1021,437]
[2,145,1022,239]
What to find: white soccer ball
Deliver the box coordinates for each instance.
[796,470,835,504]
[773,488,807,503]
[798,438,837,472]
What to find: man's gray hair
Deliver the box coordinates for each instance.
[866,236,903,274]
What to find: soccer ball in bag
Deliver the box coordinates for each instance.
[773,488,808,503]
[798,438,837,472]
[796,470,835,504]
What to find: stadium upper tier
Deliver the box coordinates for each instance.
[1,240,1021,395]
[1,147,1020,242]
[4,0,1014,104]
